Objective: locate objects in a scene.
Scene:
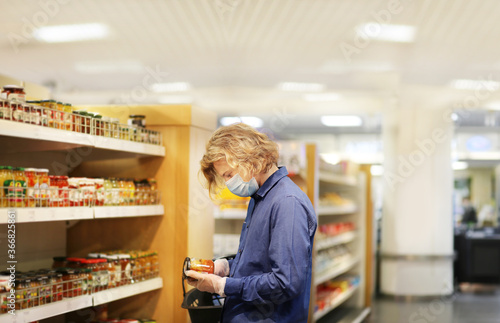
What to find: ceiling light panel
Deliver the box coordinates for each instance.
[150,82,191,93]
[321,115,363,127]
[220,116,264,128]
[303,93,340,102]
[278,82,326,92]
[356,23,416,43]
[34,23,110,43]
[450,79,500,91]
[75,60,144,74]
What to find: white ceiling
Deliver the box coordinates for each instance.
[2,0,500,129]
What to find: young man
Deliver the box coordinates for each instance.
[185,123,317,322]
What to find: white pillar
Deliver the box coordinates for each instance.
[381,105,454,296]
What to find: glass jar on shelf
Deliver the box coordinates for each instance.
[110,177,120,206]
[14,278,27,310]
[59,269,78,298]
[12,167,27,208]
[52,256,67,269]
[151,251,159,278]
[30,275,41,307]
[40,275,51,305]
[118,178,128,206]
[85,112,94,135]
[40,100,55,128]
[142,180,151,205]
[68,177,81,207]
[24,168,37,207]
[11,101,24,123]
[96,258,109,291]
[126,178,135,205]
[0,99,11,120]
[80,268,91,295]
[72,110,81,132]
[118,254,131,285]
[110,117,120,138]
[101,116,110,137]
[103,178,113,206]
[107,255,121,288]
[128,114,146,128]
[134,180,143,205]
[54,101,63,129]
[1,85,25,102]
[129,254,137,283]
[148,178,157,205]
[0,166,13,207]
[26,101,42,126]
[63,103,72,131]
[49,175,59,207]
[2,85,25,123]
[58,176,69,207]
[74,111,87,133]
[94,114,103,136]
[35,169,50,207]
[80,178,95,206]
[103,256,116,289]
[24,277,35,308]
[94,178,105,206]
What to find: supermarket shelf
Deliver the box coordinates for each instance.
[94,205,164,219]
[93,136,165,157]
[0,207,94,224]
[317,204,357,216]
[316,231,357,251]
[0,295,93,323]
[319,171,357,186]
[0,206,163,224]
[0,120,91,153]
[316,306,370,323]
[93,277,163,306]
[0,120,165,158]
[0,278,163,322]
[315,257,359,285]
[314,285,359,321]
[214,208,247,220]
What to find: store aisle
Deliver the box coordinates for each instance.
[362,286,500,323]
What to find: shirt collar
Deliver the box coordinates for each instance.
[253,166,288,199]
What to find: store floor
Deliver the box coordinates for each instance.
[362,285,500,323]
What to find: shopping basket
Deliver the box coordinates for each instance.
[181,275,224,323]
[181,255,235,323]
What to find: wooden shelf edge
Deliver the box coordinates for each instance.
[93,277,163,306]
[0,120,165,158]
[0,206,164,223]
[94,205,165,219]
[0,207,94,224]
[0,295,93,323]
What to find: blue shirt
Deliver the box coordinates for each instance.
[222,166,317,322]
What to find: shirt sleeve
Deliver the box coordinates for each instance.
[224,196,314,303]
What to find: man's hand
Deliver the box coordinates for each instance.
[185,270,226,296]
[214,258,230,277]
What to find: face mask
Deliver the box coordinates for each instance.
[226,173,259,197]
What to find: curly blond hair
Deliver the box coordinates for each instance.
[200,123,279,198]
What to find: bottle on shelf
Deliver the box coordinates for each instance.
[12,167,26,208]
